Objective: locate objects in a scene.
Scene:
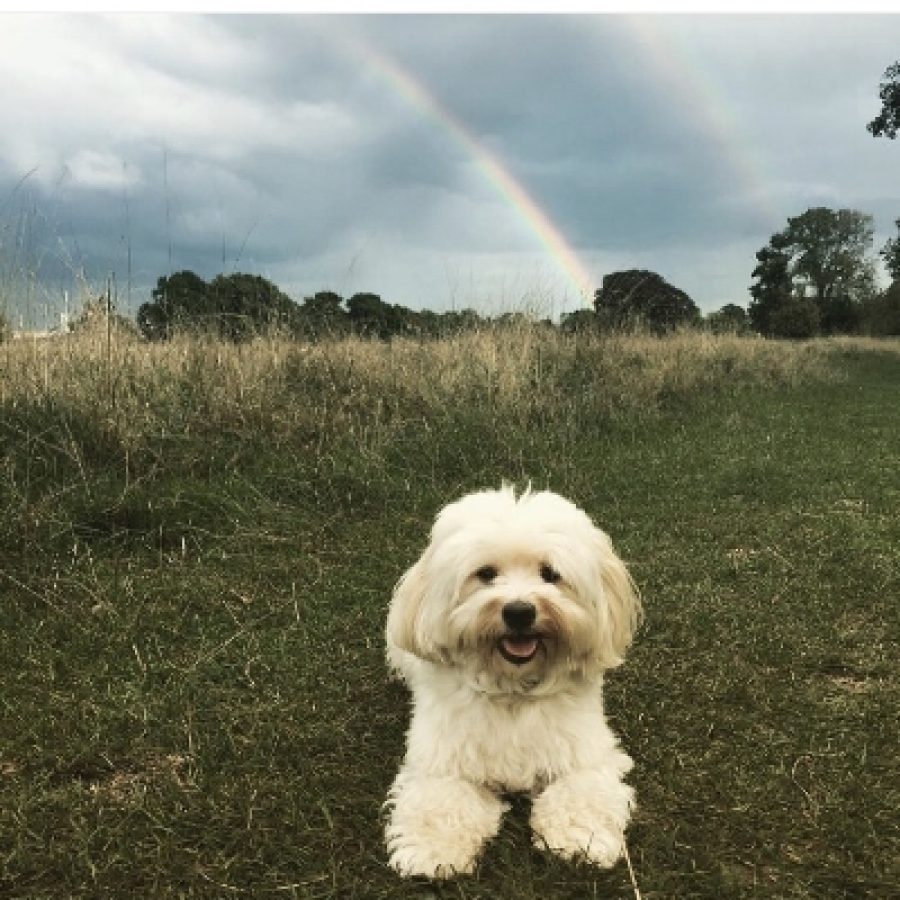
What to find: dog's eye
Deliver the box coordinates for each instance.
[540,564,561,584]
[475,565,498,583]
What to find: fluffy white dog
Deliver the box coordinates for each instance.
[384,485,641,879]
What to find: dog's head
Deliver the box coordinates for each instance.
[386,486,641,690]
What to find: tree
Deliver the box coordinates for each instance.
[593,269,700,333]
[860,283,900,336]
[296,291,349,339]
[207,273,299,341]
[433,308,484,336]
[137,270,211,340]
[137,270,301,341]
[880,218,900,283]
[388,303,422,337]
[749,233,793,335]
[346,292,394,338]
[749,208,875,336]
[560,308,599,333]
[494,311,532,330]
[787,208,873,299]
[868,61,900,139]
[706,303,750,334]
[769,298,820,340]
[345,292,422,339]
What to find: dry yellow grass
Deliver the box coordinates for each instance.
[0,325,838,403]
[3,324,889,473]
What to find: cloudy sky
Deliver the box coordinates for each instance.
[1,12,899,326]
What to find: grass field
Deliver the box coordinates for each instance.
[1,327,897,898]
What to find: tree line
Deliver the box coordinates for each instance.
[135,272,493,342]
[133,265,720,342]
[132,200,900,345]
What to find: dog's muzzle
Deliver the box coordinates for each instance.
[498,601,541,665]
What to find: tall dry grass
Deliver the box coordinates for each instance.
[2,323,869,551]
[1,325,845,455]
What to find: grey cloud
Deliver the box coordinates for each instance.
[2,13,900,326]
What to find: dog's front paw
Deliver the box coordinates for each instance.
[530,770,632,868]
[387,837,479,880]
[385,774,507,879]
[530,808,624,868]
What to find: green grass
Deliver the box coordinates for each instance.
[1,329,897,897]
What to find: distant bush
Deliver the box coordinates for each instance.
[770,298,821,339]
[0,310,10,342]
[706,303,751,335]
[559,308,599,333]
[860,283,900,336]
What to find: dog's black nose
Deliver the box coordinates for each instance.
[502,600,536,632]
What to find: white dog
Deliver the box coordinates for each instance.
[384,485,641,879]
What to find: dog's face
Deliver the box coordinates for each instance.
[387,487,640,690]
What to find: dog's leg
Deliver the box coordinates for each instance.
[530,768,634,868]
[385,771,508,879]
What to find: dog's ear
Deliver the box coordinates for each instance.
[386,551,444,665]
[593,530,642,669]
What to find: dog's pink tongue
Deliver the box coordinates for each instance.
[502,637,539,658]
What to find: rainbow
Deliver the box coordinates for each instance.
[621,16,782,228]
[330,21,782,310]
[335,30,596,304]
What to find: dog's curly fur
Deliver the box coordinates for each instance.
[384,485,641,878]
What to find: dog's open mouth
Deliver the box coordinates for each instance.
[498,634,541,665]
